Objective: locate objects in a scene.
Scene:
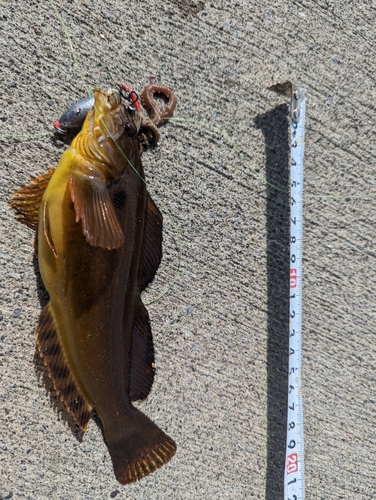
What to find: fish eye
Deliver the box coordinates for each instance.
[123,121,137,137]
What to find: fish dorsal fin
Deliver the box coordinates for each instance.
[129,297,155,401]
[9,168,55,230]
[68,164,124,250]
[36,303,92,430]
[138,193,163,291]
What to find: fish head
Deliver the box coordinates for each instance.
[82,87,142,178]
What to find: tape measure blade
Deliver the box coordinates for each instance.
[285,89,306,500]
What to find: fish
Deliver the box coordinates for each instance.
[10,87,176,484]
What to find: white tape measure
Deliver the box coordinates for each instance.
[269,83,306,500]
[285,87,306,500]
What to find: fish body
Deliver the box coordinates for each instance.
[11,87,175,484]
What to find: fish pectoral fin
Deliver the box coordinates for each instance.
[129,297,155,401]
[36,303,92,430]
[68,166,124,250]
[9,167,55,230]
[42,201,58,258]
[138,192,163,291]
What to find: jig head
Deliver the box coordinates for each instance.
[53,96,95,134]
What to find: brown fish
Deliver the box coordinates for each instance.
[10,87,176,484]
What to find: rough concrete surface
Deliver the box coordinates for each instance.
[0,1,375,499]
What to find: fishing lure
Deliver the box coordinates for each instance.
[10,83,177,485]
[53,95,95,134]
[54,78,177,149]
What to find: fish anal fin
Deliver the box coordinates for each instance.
[9,168,55,230]
[138,193,163,291]
[105,409,176,485]
[129,298,155,401]
[68,165,124,250]
[36,303,91,430]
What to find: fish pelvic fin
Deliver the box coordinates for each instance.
[129,297,155,401]
[105,409,176,485]
[36,303,92,430]
[9,168,55,230]
[68,163,124,250]
[138,192,163,291]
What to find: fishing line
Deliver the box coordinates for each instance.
[109,136,183,306]
[0,0,183,305]
[2,117,375,201]
[305,192,376,200]
[167,117,376,201]
[0,132,54,138]
[168,116,288,195]
[2,1,375,225]
[47,0,91,97]
[48,0,183,305]
[4,0,376,202]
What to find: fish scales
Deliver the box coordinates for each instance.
[10,87,176,484]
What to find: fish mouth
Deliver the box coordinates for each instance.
[93,87,123,114]
[92,88,129,141]
[85,87,139,177]
[93,87,142,134]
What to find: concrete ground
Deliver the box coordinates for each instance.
[1,1,375,498]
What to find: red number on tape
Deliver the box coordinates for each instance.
[290,268,297,288]
[286,452,298,474]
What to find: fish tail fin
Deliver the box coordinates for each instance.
[104,408,176,484]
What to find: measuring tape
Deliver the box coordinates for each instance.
[269,83,307,500]
[285,86,306,500]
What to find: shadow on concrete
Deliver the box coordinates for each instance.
[254,103,290,500]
